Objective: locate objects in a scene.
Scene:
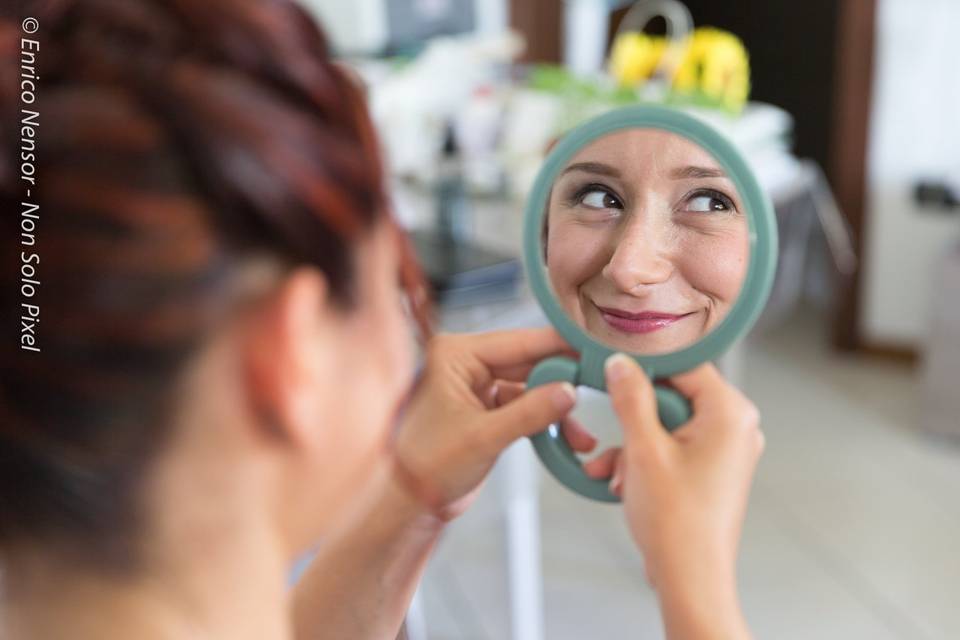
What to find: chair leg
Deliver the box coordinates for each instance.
[404,586,428,640]
[501,440,545,640]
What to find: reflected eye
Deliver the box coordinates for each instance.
[578,187,623,210]
[684,189,735,213]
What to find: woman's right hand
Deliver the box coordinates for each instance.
[390,328,592,523]
[589,355,763,640]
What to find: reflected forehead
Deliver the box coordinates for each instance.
[562,128,726,178]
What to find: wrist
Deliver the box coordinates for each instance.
[378,462,448,537]
[326,462,446,557]
[649,546,749,639]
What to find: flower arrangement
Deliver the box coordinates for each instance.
[609,26,751,114]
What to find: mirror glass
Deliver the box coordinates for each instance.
[541,127,750,355]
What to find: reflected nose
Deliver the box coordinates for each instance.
[601,217,674,293]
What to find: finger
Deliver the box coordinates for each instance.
[484,382,577,451]
[495,382,595,452]
[492,381,526,407]
[669,364,760,446]
[487,358,579,384]
[559,415,597,453]
[481,381,502,410]
[609,453,626,497]
[604,353,664,447]
[463,327,575,375]
[583,447,620,478]
[667,363,728,410]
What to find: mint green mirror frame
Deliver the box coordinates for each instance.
[524,105,778,502]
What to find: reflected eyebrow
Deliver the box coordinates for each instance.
[670,165,727,179]
[560,161,621,178]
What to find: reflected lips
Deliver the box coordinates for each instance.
[596,305,692,334]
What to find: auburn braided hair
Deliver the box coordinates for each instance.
[0,0,429,569]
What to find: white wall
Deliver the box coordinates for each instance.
[298,0,386,54]
[861,0,960,345]
[299,0,507,55]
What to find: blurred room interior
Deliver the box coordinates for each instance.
[300,1,960,638]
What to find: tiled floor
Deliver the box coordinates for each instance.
[418,310,960,639]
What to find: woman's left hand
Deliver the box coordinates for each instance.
[391,327,592,521]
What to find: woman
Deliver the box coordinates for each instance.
[0,1,763,639]
[546,128,750,355]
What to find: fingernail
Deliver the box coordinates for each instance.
[604,353,633,384]
[551,382,577,411]
[609,470,622,494]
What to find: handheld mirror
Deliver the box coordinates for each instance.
[524,105,778,502]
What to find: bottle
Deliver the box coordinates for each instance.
[435,123,470,243]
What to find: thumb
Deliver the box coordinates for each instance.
[604,353,665,448]
[484,382,577,452]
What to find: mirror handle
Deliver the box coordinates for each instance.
[527,357,619,502]
[527,357,693,502]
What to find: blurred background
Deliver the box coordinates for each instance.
[301,1,960,638]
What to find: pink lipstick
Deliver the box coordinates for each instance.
[596,305,692,334]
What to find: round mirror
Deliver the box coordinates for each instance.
[522,105,778,501]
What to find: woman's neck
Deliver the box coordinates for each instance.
[1,338,308,639]
[2,519,292,640]
[2,522,291,639]
[1,421,296,640]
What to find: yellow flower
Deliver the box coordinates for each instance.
[671,27,750,112]
[606,26,750,113]
[609,33,665,87]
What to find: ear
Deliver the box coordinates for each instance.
[243,267,333,448]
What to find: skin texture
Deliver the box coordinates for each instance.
[546,129,750,355]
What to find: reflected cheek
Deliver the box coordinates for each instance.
[547,224,610,311]
[679,234,749,305]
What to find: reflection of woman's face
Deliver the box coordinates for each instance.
[546,129,749,354]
